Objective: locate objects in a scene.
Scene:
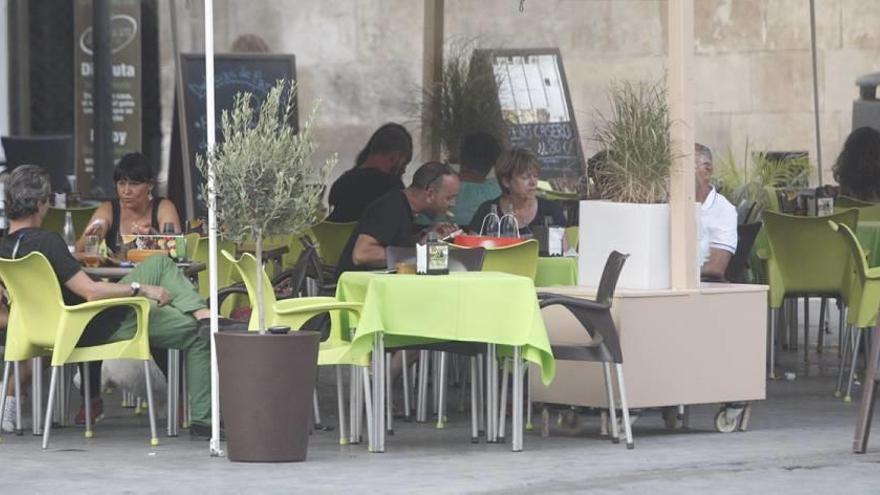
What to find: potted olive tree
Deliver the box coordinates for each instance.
[198,80,337,462]
[579,79,679,289]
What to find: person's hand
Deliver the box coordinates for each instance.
[433,223,460,238]
[139,285,172,307]
[83,219,107,237]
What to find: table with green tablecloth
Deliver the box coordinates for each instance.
[857,221,880,266]
[535,256,578,287]
[335,270,556,452]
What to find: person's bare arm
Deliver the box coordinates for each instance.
[75,201,113,252]
[64,271,171,305]
[351,234,387,268]
[157,199,182,233]
[701,248,733,281]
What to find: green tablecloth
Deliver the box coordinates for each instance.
[336,271,556,384]
[535,256,578,287]
[857,221,880,266]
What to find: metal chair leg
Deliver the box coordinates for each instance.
[180,354,189,428]
[336,366,348,445]
[602,363,619,443]
[41,366,59,449]
[616,363,634,449]
[804,297,810,363]
[470,356,479,443]
[143,361,159,446]
[0,362,10,439]
[436,351,447,429]
[416,350,430,423]
[768,307,777,379]
[401,350,411,420]
[498,358,510,442]
[526,366,533,431]
[32,357,42,435]
[386,352,394,434]
[14,361,22,432]
[312,388,322,428]
[836,324,853,398]
[817,298,827,354]
[83,362,93,439]
[361,367,374,452]
[167,349,180,437]
[845,329,864,403]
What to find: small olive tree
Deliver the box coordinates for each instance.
[198,80,337,333]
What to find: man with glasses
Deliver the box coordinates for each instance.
[695,143,737,280]
[337,161,460,272]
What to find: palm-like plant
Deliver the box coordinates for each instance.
[198,80,337,333]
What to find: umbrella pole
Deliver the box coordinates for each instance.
[809,0,823,185]
[203,0,223,457]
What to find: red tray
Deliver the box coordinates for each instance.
[452,235,524,248]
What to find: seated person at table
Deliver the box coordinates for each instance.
[695,143,737,280]
[833,126,880,203]
[327,123,413,222]
[337,161,460,272]
[0,165,236,438]
[74,152,182,420]
[77,152,182,255]
[468,148,567,236]
[451,131,503,226]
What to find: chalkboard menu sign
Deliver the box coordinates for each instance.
[479,49,584,192]
[177,53,297,218]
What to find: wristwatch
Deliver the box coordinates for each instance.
[130,282,141,296]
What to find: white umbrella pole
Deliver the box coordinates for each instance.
[809,0,823,185]
[204,0,223,457]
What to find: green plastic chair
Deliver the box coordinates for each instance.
[192,236,241,316]
[0,252,155,448]
[42,204,99,239]
[829,221,880,402]
[481,239,539,280]
[222,250,367,445]
[760,209,858,378]
[564,226,579,252]
[834,204,880,223]
[311,221,357,269]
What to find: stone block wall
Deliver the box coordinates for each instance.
[161,0,880,188]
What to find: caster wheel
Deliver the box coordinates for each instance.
[714,408,739,433]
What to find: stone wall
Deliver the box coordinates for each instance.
[160,0,880,188]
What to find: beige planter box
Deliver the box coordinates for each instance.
[531,283,767,409]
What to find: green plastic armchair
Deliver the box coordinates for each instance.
[760,209,858,378]
[42,204,99,239]
[193,236,241,316]
[835,196,875,209]
[311,221,357,269]
[0,252,156,448]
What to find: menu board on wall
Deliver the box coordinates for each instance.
[479,48,584,192]
[73,0,142,193]
[177,53,297,218]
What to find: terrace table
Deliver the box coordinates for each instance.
[336,271,555,453]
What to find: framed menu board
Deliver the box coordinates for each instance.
[478,48,585,192]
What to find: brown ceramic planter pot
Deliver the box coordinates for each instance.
[216,331,320,462]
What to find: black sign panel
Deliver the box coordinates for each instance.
[177,53,297,218]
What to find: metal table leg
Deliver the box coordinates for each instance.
[512,346,523,452]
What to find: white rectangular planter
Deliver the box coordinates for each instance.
[578,200,672,290]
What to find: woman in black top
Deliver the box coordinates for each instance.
[468,148,567,236]
[76,153,182,254]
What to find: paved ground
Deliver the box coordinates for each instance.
[2,346,880,494]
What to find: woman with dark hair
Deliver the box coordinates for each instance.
[72,153,182,425]
[77,152,182,253]
[833,126,880,202]
[327,123,413,222]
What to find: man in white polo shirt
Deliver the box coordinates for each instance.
[695,143,737,280]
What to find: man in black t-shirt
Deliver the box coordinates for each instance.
[337,161,460,272]
[327,123,413,222]
[0,165,231,439]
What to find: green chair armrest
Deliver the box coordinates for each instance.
[756,247,769,260]
[274,300,362,317]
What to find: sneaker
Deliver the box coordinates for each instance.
[190,422,225,441]
[1,397,16,433]
[75,397,104,425]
